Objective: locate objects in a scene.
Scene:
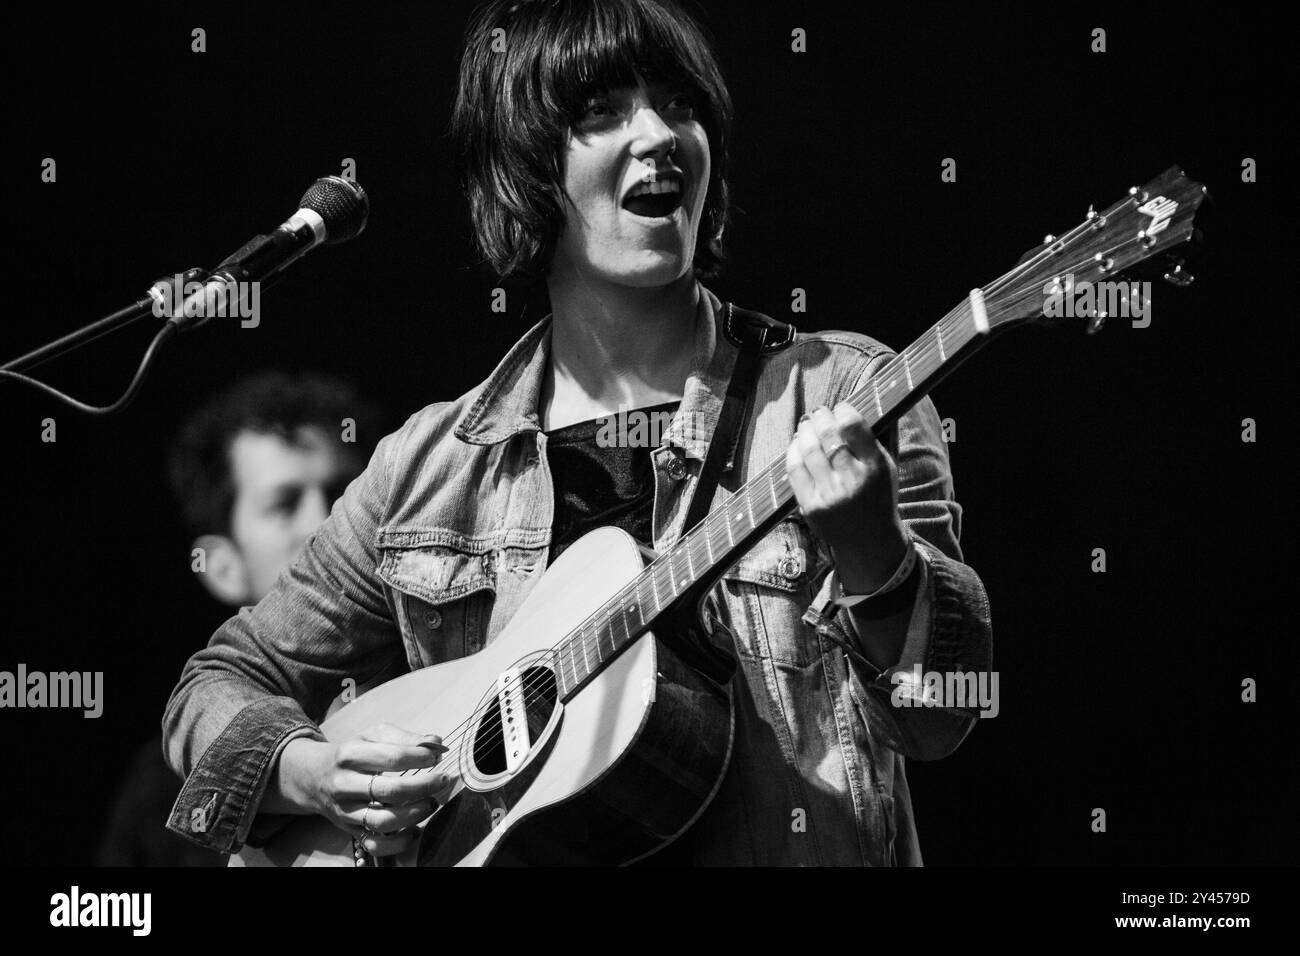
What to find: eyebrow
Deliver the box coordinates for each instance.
[260,472,358,501]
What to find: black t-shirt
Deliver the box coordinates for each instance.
[543,398,701,864]
[543,400,681,568]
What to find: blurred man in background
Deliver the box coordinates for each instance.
[96,371,383,866]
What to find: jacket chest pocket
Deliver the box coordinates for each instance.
[376,538,497,671]
[717,516,833,667]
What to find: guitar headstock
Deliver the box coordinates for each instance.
[986,166,1208,333]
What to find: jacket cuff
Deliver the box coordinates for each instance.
[166,696,325,854]
[803,537,930,672]
[804,538,991,760]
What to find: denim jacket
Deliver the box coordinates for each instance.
[163,283,993,865]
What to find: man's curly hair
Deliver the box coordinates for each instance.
[166,371,382,539]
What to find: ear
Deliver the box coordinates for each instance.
[191,534,252,606]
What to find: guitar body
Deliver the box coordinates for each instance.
[232,526,736,866]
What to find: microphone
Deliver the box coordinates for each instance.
[150,175,369,330]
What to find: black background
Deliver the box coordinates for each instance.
[2,0,1293,867]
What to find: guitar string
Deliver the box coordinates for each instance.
[380,202,1168,793]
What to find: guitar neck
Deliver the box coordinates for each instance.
[550,291,997,700]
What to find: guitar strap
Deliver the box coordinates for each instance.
[643,303,799,871]
[680,302,797,535]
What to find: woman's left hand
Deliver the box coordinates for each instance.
[785,402,909,593]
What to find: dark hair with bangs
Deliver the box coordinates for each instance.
[449,0,733,281]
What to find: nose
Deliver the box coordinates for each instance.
[628,104,677,162]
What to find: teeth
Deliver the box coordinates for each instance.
[627,179,682,199]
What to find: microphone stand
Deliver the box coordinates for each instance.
[2,173,366,414]
[1,266,290,415]
[1,268,208,376]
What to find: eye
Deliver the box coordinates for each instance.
[662,93,696,118]
[268,489,301,517]
[576,96,615,125]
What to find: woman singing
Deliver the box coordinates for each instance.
[164,0,991,866]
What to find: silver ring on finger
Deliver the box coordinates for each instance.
[368,772,380,804]
[362,807,377,835]
[825,441,851,461]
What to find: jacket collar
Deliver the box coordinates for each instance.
[453,282,739,466]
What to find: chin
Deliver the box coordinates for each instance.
[608,252,695,288]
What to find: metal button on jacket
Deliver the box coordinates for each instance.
[666,455,688,480]
[778,548,805,581]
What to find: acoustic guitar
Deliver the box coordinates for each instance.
[234,167,1207,866]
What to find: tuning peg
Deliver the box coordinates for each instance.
[1163,260,1195,287]
[1043,234,1056,245]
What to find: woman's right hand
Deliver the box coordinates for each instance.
[270,723,453,857]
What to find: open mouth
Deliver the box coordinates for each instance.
[622,179,684,219]
[624,193,682,218]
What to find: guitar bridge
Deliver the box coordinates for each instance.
[496,667,532,773]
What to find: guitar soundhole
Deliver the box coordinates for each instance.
[471,666,558,776]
